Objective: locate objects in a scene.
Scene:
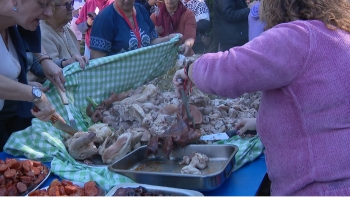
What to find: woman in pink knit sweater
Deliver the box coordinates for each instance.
[173,0,350,195]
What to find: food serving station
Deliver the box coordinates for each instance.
[1,38,267,196]
[0,151,266,196]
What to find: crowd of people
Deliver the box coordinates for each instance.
[1,0,350,195]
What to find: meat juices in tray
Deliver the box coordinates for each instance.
[0,158,50,196]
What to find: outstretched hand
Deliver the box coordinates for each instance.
[41,60,66,92]
[234,118,257,137]
[63,54,88,69]
[168,33,182,46]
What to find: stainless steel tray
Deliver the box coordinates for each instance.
[105,183,203,196]
[108,144,238,191]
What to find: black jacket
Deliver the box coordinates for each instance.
[213,0,249,47]
[5,26,41,118]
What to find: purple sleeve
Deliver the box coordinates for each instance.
[192,21,311,98]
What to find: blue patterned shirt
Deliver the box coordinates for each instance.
[90,3,158,56]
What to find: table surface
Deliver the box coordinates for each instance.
[0,152,266,196]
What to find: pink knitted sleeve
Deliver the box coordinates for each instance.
[192,21,312,98]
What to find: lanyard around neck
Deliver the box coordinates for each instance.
[115,3,141,48]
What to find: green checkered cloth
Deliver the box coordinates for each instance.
[4,119,133,190]
[3,36,180,191]
[215,135,264,171]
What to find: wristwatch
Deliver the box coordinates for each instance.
[31,86,42,103]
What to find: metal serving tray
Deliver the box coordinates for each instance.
[108,144,238,191]
[105,183,203,196]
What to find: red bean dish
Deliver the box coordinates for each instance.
[0,158,49,196]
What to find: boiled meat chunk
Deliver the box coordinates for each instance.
[65,132,99,160]
[145,113,201,158]
[98,133,119,156]
[189,152,209,169]
[181,165,201,174]
[102,132,133,164]
[88,123,112,144]
[180,152,209,174]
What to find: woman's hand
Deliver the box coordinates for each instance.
[30,93,58,122]
[168,33,178,41]
[172,68,192,98]
[180,43,191,56]
[169,33,182,46]
[62,54,87,69]
[28,82,49,93]
[87,12,96,26]
[41,59,66,91]
[234,118,257,137]
[155,26,164,34]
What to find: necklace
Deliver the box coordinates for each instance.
[61,26,74,56]
[115,3,141,48]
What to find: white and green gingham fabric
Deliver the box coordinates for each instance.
[3,34,263,190]
[215,135,264,171]
[3,36,180,191]
[4,118,134,190]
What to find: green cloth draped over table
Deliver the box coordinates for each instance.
[4,36,181,191]
[215,135,264,171]
[4,34,264,191]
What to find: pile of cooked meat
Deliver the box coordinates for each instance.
[62,55,260,164]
